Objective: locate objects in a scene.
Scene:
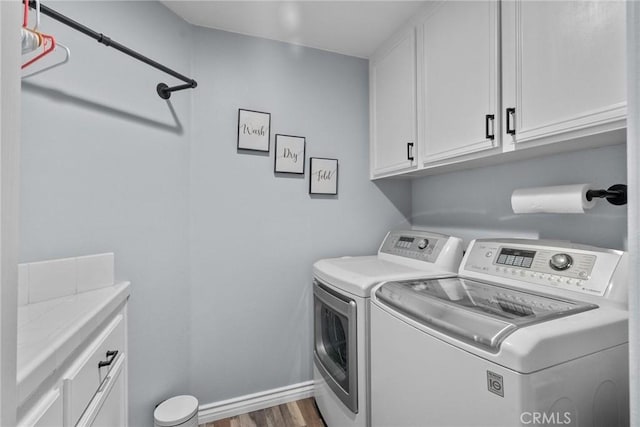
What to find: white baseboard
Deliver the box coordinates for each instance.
[197,380,315,424]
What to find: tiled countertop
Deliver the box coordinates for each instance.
[17,282,130,405]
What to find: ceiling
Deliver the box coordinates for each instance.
[161,1,427,58]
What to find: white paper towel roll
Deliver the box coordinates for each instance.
[511,184,597,214]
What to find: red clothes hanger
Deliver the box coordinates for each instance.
[21,0,57,70]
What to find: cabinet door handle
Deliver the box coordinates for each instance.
[506,108,516,135]
[485,114,495,140]
[407,142,414,161]
[98,350,118,369]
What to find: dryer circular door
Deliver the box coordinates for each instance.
[313,279,358,413]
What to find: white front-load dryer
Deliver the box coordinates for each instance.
[312,230,464,427]
[370,239,629,427]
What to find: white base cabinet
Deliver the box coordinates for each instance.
[370,0,627,179]
[17,306,128,427]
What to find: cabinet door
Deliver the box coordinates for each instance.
[419,1,499,164]
[370,27,417,178]
[502,1,626,147]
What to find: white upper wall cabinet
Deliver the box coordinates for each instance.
[370,27,418,178]
[502,0,626,148]
[419,1,500,165]
[369,0,627,179]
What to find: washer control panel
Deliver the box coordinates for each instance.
[462,239,623,297]
[379,230,445,263]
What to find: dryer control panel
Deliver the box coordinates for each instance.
[379,230,446,263]
[462,239,625,298]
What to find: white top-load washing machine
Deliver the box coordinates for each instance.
[313,230,464,427]
[370,238,629,427]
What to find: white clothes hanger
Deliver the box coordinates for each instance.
[22,0,71,78]
[21,0,41,54]
[22,42,71,79]
[22,28,41,54]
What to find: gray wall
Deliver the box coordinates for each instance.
[22,1,626,423]
[20,2,192,426]
[20,1,411,424]
[411,144,628,249]
[188,26,410,404]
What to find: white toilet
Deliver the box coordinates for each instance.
[154,395,199,427]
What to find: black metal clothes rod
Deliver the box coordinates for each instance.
[26,0,197,99]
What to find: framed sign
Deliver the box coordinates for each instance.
[274,134,306,174]
[237,109,271,152]
[309,157,338,195]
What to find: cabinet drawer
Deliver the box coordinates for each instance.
[63,314,125,427]
[76,353,126,427]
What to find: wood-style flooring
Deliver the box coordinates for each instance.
[201,398,326,427]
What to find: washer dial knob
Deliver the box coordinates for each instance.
[549,253,573,271]
[417,239,429,250]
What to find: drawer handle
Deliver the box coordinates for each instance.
[98,350,118,369]
[485,114,495,140]
[506,107,516,135]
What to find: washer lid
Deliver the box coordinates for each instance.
[154,395,198,426]
[375,277,597,352]
[313,256,454,297]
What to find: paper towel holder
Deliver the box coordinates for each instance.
[585,184,627,206]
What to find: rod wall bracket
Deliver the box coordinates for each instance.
[157,83,171,100]
[586,184,627,206]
